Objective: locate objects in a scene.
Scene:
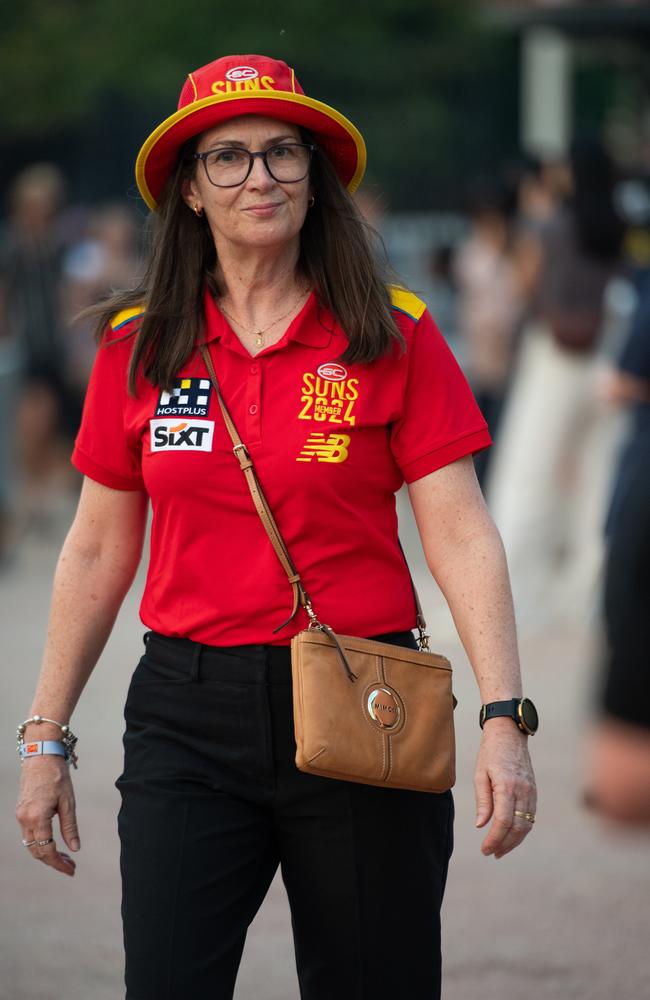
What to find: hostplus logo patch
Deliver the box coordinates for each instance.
[155,378,212,417]
[152,378,214,452]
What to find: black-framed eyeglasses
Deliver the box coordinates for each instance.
[192,142,315,188]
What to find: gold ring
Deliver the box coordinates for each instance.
[514,810,535,824]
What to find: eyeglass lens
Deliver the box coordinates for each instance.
[202,144,311,186]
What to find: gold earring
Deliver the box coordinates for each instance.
[193,203,203,217]
[308,195,315,208]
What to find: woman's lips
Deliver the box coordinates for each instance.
[243,203,283,217]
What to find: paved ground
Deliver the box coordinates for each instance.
[1,493,649,1000]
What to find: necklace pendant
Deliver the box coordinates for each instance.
[255,332,264,347]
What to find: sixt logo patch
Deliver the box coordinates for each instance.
[150,419,214,452]
[225,66,259,81]
[317,363,347,382]
[155,378,212,417]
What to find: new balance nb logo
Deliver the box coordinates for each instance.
[296,433,351,463]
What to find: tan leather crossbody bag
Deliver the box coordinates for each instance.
[200,344,456,794]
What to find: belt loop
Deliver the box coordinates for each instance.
[190,641,202,682]
[143,630,152,647]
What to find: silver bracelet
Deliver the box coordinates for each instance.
[17,716,78,768]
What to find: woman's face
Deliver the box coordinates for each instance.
[183,115,311,254]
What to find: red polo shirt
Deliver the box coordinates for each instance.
[71,286,491,646]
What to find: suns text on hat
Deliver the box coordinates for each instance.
[211,75,276,95]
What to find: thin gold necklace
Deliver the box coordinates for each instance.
[218,286,310,348]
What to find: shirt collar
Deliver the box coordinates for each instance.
[200,285,336,355]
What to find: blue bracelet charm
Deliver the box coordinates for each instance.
[19,740,67,761]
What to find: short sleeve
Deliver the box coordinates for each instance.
[71,329,145,490]
[389,308,492,483]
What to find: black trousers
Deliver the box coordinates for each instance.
[116,629,455,1000]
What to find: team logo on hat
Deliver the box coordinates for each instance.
[225,66,259,81]
[155,378,212,417]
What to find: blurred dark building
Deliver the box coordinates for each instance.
[0,93,163,222]
[488,2,650,170]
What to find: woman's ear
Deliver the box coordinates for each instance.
[181,176,200,212]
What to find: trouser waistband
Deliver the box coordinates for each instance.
[142,629,417,685]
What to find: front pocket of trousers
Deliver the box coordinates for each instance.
[128,652,193,686]
[123,676,264,779]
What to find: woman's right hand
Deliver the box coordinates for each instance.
[15,758,80,876]
[14,479,148,879]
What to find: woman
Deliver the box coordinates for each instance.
[454,174,524,488]
[15,55,537,1000]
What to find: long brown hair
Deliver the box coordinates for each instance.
[87,130,405,395]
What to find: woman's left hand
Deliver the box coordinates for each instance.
[474,718,537,858]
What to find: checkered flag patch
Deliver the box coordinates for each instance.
[155,378,212,416]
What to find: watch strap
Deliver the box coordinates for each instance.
[479,698,525,731]
[480,698,521,729]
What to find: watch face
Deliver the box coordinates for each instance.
[520,698,539,733]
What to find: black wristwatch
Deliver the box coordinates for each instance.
[479,698,539,735]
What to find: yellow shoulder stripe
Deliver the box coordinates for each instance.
[389,286,426,322]
[110,305,146,331]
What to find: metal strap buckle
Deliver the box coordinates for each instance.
[417,627,431,652]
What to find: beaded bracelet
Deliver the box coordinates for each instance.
[17,716,79,768]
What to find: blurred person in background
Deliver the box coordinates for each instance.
[509,153,559,236]
[506,153,562,298]
[0,163,80,541]
[454,175,525,488]
[486,139,625,630]
[62,203,144,390]
[583,268,650,825]
[426,243,459,357]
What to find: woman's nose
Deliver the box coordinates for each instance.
[245,154,276,189]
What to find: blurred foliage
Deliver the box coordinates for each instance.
[1,0,519,208]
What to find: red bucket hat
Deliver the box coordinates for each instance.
[135,54,366,211]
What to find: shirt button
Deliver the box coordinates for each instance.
[250,365,258,374]
[249,404,258,415]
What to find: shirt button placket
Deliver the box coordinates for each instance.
[246,362,262,444]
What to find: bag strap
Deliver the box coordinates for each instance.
[198,342,431,658]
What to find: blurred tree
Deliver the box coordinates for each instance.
[0,0,518,209]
